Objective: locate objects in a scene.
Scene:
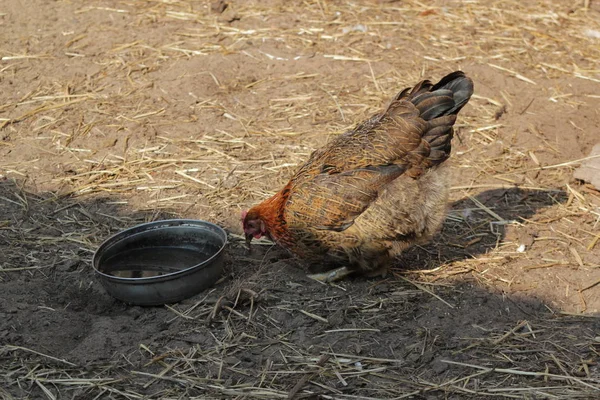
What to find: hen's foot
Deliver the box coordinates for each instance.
[308,266,353,283]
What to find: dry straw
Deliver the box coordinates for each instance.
[1,0,600,398]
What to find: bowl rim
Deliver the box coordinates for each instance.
[92,219,228,283]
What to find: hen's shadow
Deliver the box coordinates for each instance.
[396,187,566,272]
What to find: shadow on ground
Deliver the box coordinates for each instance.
[1,179,597,399]
[398,187,567,272]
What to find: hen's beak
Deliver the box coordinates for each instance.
[245,232,253,250]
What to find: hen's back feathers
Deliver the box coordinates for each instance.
[279,71,474,245]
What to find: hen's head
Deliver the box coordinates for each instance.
[242,209,268,246]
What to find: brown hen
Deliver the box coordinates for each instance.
[242,71,474,281]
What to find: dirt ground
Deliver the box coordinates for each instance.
[1,0,600,399]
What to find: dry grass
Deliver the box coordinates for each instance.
[2,0,599,206]
[1,0,600,398]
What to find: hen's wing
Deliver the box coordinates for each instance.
[284,71,473,233]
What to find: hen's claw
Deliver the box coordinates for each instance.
[308,266,353,283]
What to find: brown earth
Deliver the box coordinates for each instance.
[1,0,600,399]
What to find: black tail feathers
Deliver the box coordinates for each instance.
[407,71,473,166]
[407,71,474,121]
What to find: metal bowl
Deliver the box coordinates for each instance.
[93,219,227,306]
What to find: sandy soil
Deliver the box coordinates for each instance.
[1,0,600,399]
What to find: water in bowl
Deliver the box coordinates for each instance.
[102,246,211,278]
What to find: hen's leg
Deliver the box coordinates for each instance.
[307,266,353,282]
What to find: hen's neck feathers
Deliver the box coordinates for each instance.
[249,182,293,245]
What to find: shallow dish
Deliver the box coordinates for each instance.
[93,219,227,306]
